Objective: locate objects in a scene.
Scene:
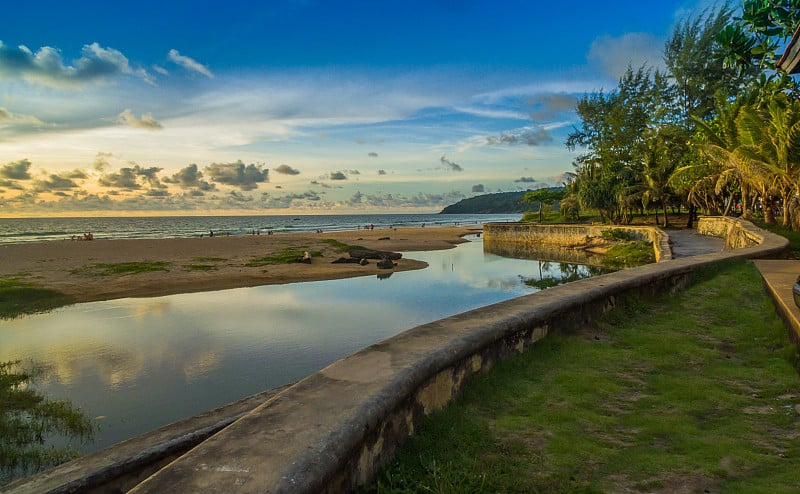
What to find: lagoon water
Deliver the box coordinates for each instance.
[1,226,600,457]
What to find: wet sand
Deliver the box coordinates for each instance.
[1,226,481,304]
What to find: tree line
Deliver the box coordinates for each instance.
[562,1,800,229]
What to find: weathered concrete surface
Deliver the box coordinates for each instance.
[667,228,726,258]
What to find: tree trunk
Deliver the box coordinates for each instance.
[661,199,669,228]
[741,185,751,220]
[722,195,734,217]
[765,199,777,225]
[686,204,695,229]
[783,193,791,227]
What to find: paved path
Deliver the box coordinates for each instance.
[754,259,800,347]
[667,229,726,258]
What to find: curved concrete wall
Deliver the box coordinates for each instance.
[483,223,672,262]
[697,215,769,248]
[4,217,789,494]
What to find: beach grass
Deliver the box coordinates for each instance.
[369,259,800,493]
[0,277,74,319]
[71,261,170,276]
[245,248,322,266]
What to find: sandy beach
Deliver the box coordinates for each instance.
[1,226,481,304]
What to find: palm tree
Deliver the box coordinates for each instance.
[671,98,750,221]
[737,98,800,227]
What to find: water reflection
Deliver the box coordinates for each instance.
[483,238,607,266]
[519,261,610,290]
[0,236,602,454]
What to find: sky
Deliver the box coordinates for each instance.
[0,0,715,217]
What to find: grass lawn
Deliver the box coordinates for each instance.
[369,260,800,493]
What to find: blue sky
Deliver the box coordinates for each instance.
[0,0,712,216]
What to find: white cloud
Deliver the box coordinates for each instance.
[0,41,153,87]
[167,49,214,78]
[452,106,529,120]
[587,32,665,78]
[116,109,163,130]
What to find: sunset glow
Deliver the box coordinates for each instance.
[0,0,707,216]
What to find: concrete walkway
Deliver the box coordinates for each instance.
[667,228,726,258]
[754,259,800,344]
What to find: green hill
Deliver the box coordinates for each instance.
[440,191,532,214]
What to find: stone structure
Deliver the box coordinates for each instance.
[483,223,671,263]
[4,217,789,494]
[696,215,767,249]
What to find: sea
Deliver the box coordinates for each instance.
[0,213,521,244]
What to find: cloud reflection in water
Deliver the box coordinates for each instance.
[0,236,600,452]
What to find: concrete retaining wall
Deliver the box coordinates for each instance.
[697,215,768,248]
[483,223,672,262]
[4,217,789,494]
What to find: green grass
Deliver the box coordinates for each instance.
[71,261,170,276]
[602,240,655,269]
[601,228,636,241]
[753,220,800,258]
[0,277,74,319]
[245,248,321,266]
[370,260,800,493]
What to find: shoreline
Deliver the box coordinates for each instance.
[1,226,481,304]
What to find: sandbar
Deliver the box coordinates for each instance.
[1,226,482,304]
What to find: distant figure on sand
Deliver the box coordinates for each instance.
[209,230,214,237]
[83,232,93,240]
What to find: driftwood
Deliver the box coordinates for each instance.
[349,249,402,260]
[332,257,364,264]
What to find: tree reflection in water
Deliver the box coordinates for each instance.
[520,261,611,290]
